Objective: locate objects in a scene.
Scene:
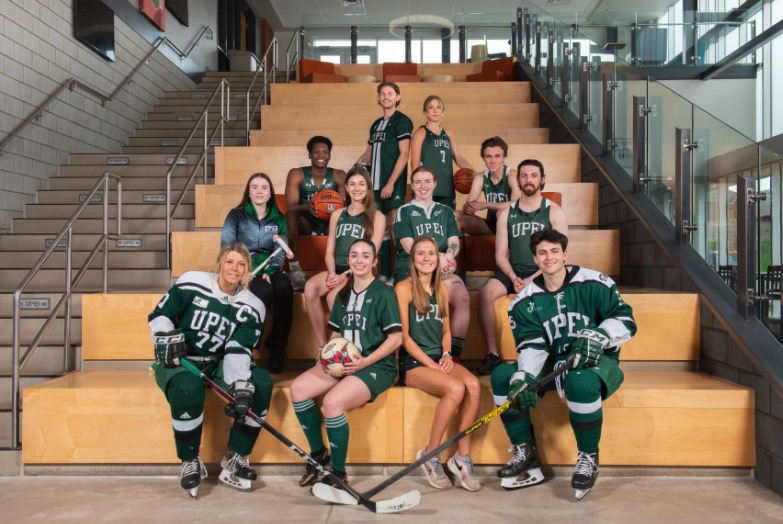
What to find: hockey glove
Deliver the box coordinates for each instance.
[570,327,611,370]
[507,371,538,415]
[225,380,255,420]
[153,329,186,368]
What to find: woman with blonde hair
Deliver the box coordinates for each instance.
[395,236,481,491]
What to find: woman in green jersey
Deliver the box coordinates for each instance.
[396,236,482,491]
[303,166,386,350]
[289,239,402,489]
[410,95,476,210]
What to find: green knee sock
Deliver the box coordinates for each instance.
[570,408,603,453]
[325,414,350,472]
[293,399,325,454]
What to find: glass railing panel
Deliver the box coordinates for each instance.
[757,146,783,342]
[613,69,647,175]
[644,79,693,224]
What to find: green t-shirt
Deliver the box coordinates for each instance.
[507,199,552,275]
[393,201,460,282]
[368,110,413,190]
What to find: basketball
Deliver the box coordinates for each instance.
[453,168,475,194]
[319,337,362,378]
[311,190,345,221]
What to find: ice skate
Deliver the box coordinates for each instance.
[497,439,545,490]
[179,457,207,498]
[219,448,257,492]
[572,450,599,500]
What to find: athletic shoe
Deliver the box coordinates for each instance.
[318,468,349,490]
[447,454,481,492]
[288,264,306,291]
[268,346,285,374]
[477,353,501,376]
[299,447,331,487]
[417,448,452,489]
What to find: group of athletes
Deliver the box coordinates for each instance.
[149,82,638,501]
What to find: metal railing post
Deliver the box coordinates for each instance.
[459,26,466,63]
[675,128,698,244]
[546,32,555,88]
[525,12,532,62]
[405,26,412,63]
[511,23,517,59]
[737,175,755,317]
[561,43,570,107]
[630,23,638,66]
[535,20,542,72]
[579,57,591,129]
[603,73,617,156]
[633,96,651,193]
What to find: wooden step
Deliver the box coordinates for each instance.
[67,153,210,166]
[250,128,549,147]
[36,189,195,206]
[214,144,581,186]
[260,104,539,131]
[195,182,598,228]
[0,268,171,293]
[0,233,167,252]
[47,176,210,192]
[11,217,193,235]
[21,369,753,467]
[80,290,695,362]
[269,80,530,106]
[24,203,193,220]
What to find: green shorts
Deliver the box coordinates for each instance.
[374,186,407,214]
[351,360,397,401]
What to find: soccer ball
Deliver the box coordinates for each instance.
[319,337,362,378]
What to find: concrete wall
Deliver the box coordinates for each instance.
[533,81,783,499]
[0,0,202,233]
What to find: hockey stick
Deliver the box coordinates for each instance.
[176,358,421,513]
[251,234,295,276]
[312,356,575,504]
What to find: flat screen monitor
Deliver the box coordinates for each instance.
[167,0,189,27]
[73,0,116,62]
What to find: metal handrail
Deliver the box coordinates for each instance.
[0,29,214,156]
[245,38,279,144]
[10,172,122,448]
[286,27,305,83]
[165,79,231,266]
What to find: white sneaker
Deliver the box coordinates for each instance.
[447,454,481,492]
[417,448,452,489]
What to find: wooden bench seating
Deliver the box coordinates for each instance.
[195,183,598,229]
[334,63,483,82]
[80,291,698,363]
[22,368,753,466]
[214,144,581,186]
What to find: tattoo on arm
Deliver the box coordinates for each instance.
[447,243,458,256]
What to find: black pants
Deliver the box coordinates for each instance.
[248,271,293,350]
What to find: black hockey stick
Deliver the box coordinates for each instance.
[176,358,421,513]
[313,356,575,504]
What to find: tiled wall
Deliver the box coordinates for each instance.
[0,1,196,232]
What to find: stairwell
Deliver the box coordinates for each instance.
[0,71,266,454]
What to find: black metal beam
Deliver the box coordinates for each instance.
[701,17,783,80]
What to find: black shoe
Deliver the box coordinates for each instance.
[477,353,501,376]
[299,447,331,487]
[268,346,285,374]
[320,468,349,490]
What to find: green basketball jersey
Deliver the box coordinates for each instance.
[508,266,636,379]
[418,126,454,199]
[482,166,513,223]
[507,199,552,275]
[298,167,337,205]
[368,110,413,190]
[328,278,402,375]
[393,201,460,282]
[334,209,367,268]
[148,271,265,359]
[404,291,444,359]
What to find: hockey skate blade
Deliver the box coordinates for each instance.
[500,467,545,490]
[187,487,199,499]
[311,483,359,505]
[218,470,252,492]
[575,487,592,500]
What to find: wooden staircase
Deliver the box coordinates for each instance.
[19,72,754,471]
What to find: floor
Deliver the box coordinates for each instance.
[2,473,782,523]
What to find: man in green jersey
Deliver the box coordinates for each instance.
[491,228,636,499]
[355,82,413,283]
[285,136,346,290]
[477,159,568,375]
[457,136,521,235]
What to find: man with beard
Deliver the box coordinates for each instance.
[476,159,568,376]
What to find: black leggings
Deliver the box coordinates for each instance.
[248,271,293,350]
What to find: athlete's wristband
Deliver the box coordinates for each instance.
[442,351,452,358]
